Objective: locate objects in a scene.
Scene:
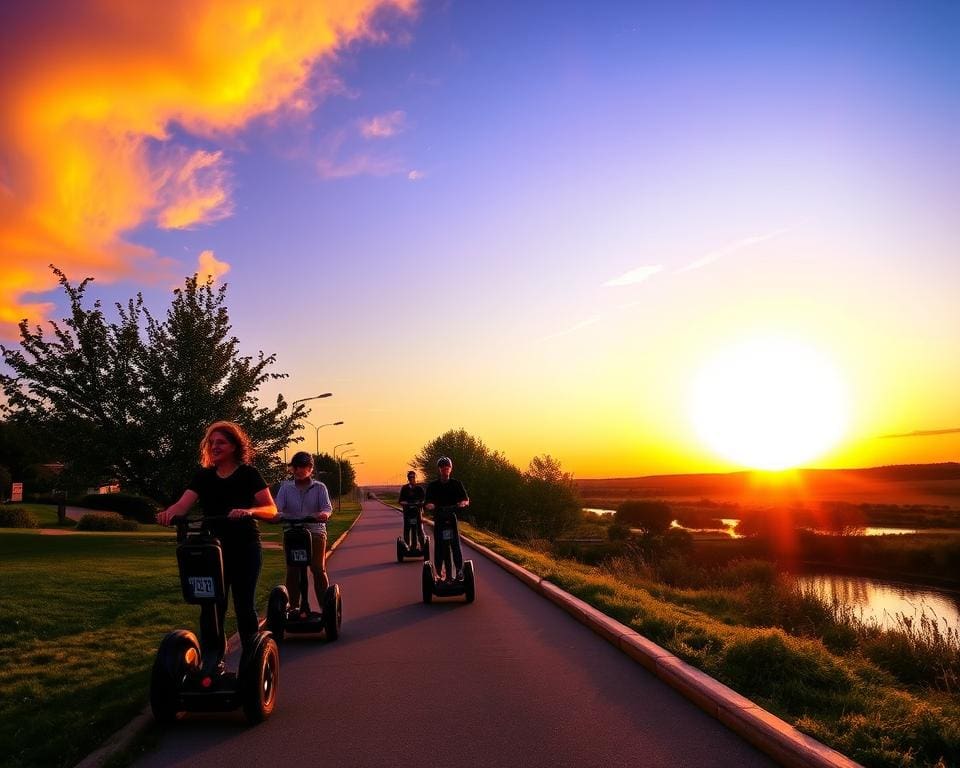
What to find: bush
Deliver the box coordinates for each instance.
[608,522,630,541]
[720,630,853,716]
[0,506,39,528]
[77,493,159,523]
[615,500,673,534]
[76,512,139,531]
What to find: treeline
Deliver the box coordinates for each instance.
[411,428,582,539]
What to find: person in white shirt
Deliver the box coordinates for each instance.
[275,451,333,607]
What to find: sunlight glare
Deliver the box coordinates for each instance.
[689,335,848,470]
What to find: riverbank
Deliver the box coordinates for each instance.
[458,521,960,768]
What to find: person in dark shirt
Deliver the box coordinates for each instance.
[156,421,277,663]
[398,470,426,550]
[424,456,469,580]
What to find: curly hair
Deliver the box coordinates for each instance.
[199,421,253,467]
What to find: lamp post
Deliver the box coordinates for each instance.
[334,443,357,514]
[339,452,359,512]
[305,419,343,456]
[285,393,332,463]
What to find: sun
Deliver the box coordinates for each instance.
[688,335,849,470]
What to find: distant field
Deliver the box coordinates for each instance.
[577,463,960,509]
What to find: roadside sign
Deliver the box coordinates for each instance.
[11,482,23,502]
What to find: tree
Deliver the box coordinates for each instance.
[0,268,305,503]
[412,428,523,534]
[519,454,582,539]
[411,430,581,539]
[615,500,674,535]
[312,452,356,498]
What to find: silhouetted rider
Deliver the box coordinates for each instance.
[399,470,426,549]
[424,456,469,580]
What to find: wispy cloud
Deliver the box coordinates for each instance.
[407,169,426,181]
[879,427,960,439]
[603,265,663,287]
[361,110,406,138]
[537,316,602,342]
[678,229,788,273]
[0,0,416,336]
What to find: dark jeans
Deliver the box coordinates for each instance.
[403,514,425,549]
[199,540,262,663]
[433,508,463,577]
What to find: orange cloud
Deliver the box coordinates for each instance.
[0,0,416,337]
[196,250,231,284]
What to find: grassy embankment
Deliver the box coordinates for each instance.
[458,520,960,768]
[0,502,361,768]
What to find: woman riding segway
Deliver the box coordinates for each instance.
[156,422,278,669]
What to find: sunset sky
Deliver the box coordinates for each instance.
[2,1,958,484]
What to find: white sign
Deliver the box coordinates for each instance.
[188,576,215,598]
[11,483,23,503]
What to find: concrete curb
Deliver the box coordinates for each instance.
[74,508,365,768]
[380,498,861,768]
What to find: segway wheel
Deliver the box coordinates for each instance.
[396,537,405,563]
[150,630,199,724]
[266,585,289,642]
[421,562,433,604]
[423,536,430,562]
[241,635,279,724]
[463,560,476,603]
[322,584,342,641]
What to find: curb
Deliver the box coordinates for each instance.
[380,499,861,768]
[74,507,365,768]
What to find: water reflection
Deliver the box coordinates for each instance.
[793,572,960,631]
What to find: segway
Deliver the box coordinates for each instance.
[266,516,342,642]
[150,518,279,725]
[397,502,430,562]
[422,505,475,604]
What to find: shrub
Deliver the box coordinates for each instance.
[720,630,853,716]
[77,493,159,523]
[76,512,139,531]
[608,522,630,541]
[0,506,39,528]
[615,500,673,534]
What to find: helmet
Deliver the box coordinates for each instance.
[436,456,452,468]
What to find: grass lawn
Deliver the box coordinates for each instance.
[2,503,76,529]
[0,501,361,768]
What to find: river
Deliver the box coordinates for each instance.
[583,507,960,631]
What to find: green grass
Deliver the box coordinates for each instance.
[3,504,76,528]
[458,522,960,768]
[0,501,361,768]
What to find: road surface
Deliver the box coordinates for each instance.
[133,498,775,768]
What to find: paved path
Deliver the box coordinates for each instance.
[133,499,775,768]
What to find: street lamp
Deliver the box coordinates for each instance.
[304,419,343,456]
[285,393,332,462]
[334,442,357,514]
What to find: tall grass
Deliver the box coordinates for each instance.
[459,523,960,768]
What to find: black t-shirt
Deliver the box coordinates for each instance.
[399,483,425,505]
[187,464,268,545]
[424,478,469,509]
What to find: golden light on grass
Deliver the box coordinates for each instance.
[689,334,849,470]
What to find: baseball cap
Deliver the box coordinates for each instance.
[437,456,452,467]
[290,451,313,467]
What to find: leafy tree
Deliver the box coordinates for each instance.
[412,428,523,534]
[0,465,11,501]
[0,268,305,503]
[312,452,356,498]
[519,454,582,539]
[615,500,674,535]
[412,430,580,539]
